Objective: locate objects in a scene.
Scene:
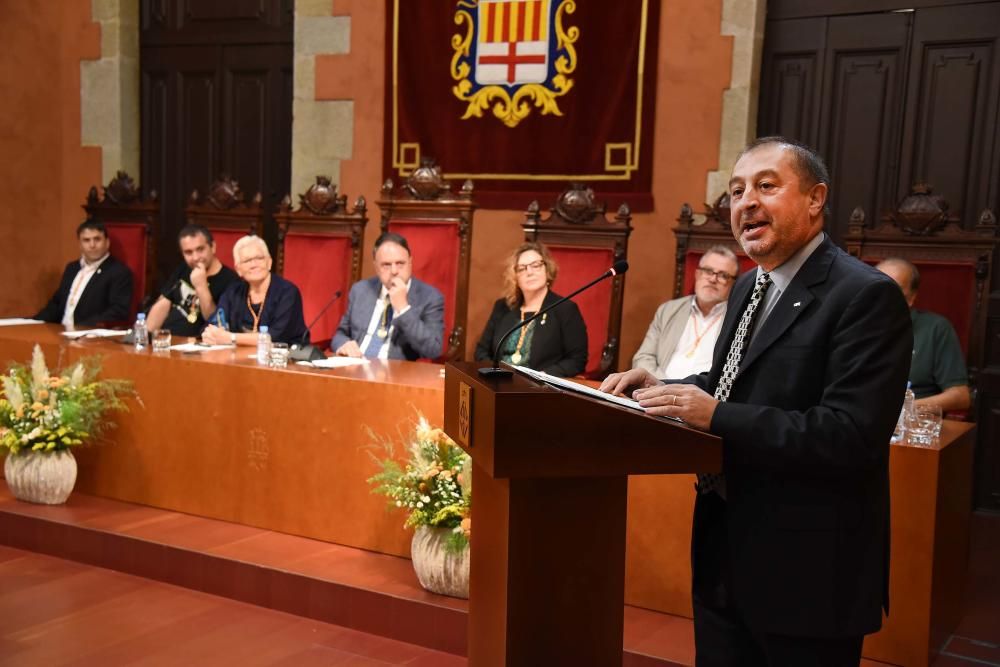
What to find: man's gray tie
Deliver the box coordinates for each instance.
[697,272,772,496]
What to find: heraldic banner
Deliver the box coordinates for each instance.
[386,0,661,211]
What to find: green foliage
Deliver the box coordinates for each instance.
[0,345,138,456]
[367,415,472,553]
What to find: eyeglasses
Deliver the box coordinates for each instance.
[515,260,545,274]
[239,255,268,266]
[696,267,736,283]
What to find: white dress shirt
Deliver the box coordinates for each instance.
[62,253,110,327]
[358,280,412,359]
[663,297,727,379]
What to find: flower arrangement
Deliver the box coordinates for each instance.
[367,415,472,553]
[0,345,137,456]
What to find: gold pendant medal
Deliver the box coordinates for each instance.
[511,351,522,364]
[377,327,388,339]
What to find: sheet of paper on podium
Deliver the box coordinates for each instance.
[511,365,649,412]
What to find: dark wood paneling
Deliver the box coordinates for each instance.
[141,0,292,45]
[898,3,1000,230]
[768,0,994,20]
[819,12,909,244]
[140,2,292,283]
[757,17,826,150]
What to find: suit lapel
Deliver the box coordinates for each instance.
[736,237,836,375]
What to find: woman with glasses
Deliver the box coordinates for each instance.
[474,241,587,377]
[202,235,308,346]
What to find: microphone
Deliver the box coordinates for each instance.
[289,289,343,362]
[478,260,629,377]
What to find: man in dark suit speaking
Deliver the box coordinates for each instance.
[35,221,133,327]
[602,137,912,665]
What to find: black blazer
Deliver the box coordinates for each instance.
[474,290,588,377]
[35,256,133,326]
[689,237,912,638]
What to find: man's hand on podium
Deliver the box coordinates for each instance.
[600,368,662,399]
[634,383,718,432]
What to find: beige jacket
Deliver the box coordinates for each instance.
[631,295,694,376]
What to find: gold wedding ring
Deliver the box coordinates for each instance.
[671,394,677,406]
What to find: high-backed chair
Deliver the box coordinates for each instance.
[83,170,159,319]
[274,176,368,347]
[376,158,475,361]
[522,185,632,379]
[844,184,999,389]
[184,175,264,270]
[672,193,755,299]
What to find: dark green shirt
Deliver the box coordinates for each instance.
[909,309,967,399]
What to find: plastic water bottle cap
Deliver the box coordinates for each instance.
[259,325,269,333]
[137,313,145,320]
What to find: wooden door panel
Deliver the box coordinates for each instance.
[899,3,1000,228]
[757,17,826,150]
[820,12,909,243]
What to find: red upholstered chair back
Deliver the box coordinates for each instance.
[376,159,476,361]
[844,190,998,382]
[523,185,632,379]
[83,171,159,319]
[859,258,976,356]
[184,175,264,271]
[274,177,369,346]
[212,230,244,271]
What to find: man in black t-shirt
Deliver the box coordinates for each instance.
[145,225,239,337]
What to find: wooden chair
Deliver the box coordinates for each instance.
[844,184,999,395]
[83,170,159,319]
[274,176,369,347]
[672,193,755,299]
[522,184,632,380]
[376,158,476,361]
[184,175,264,270]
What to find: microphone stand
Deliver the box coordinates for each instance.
[478,262,627,378]
[289,290,343,362]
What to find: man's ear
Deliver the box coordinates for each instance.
[808,182,828,217]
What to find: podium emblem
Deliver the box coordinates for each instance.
[458,382,472,447]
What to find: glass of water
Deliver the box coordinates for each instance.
[269,342,289,368]
[152,329,172,352]
[908,404,942,446]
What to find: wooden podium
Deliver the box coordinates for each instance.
[444,362,722,666]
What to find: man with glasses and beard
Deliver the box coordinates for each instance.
[632,246,740,377]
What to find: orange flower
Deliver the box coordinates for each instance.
[37,389,49,400]
[460,517,472,538]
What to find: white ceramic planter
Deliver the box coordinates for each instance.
[410,524,470,599]
[4,449,78,505]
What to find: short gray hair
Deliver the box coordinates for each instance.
[701,245,740,274]
[232,235,270,265]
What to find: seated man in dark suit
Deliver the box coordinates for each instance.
[332,232,444,361]
[876,257,971,412]
[34,220,133,327]
[144,224,239,337]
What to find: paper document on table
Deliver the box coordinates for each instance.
[306,357,370,368]
[170,342,234,352]
[0,319,45,327]
[511,365,647,412]
[61,329,128,339]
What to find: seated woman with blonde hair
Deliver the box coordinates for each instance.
[474,241,587,377]
[202,235,308,346]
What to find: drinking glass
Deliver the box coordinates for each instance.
[908,404,942,446]
[152,329,172,352]
[269,342,289,368]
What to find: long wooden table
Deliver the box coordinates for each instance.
[0,324,975,666]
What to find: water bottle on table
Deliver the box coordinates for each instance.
[256,325,271,364]
[891,381,915,443]
[133,313,148,352]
